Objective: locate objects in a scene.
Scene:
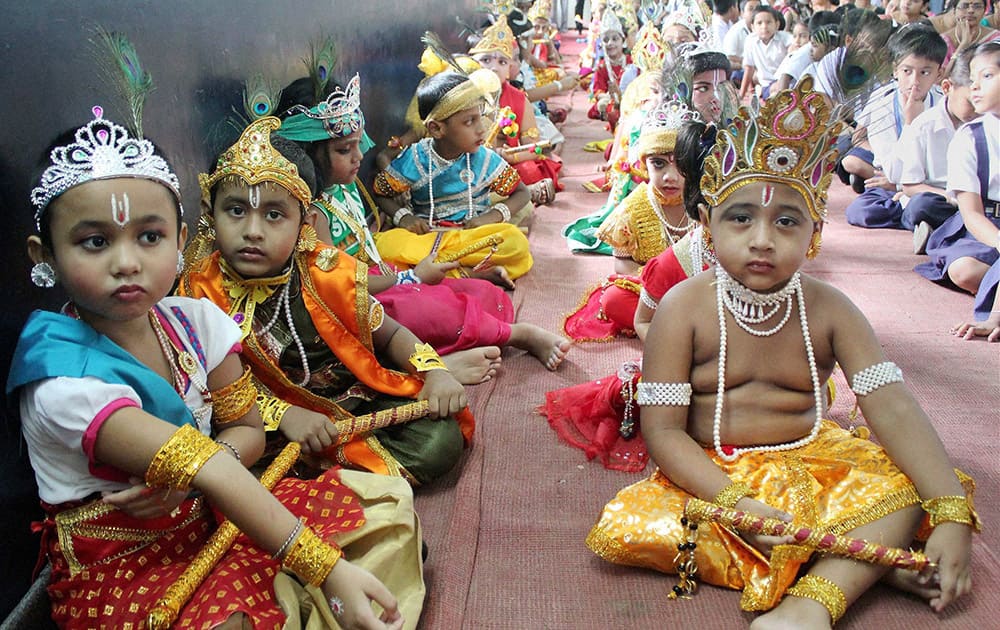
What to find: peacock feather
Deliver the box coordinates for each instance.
[303,36,337,102]
[421,31,467,75]
[91,26,154,137]
[835,18,893,117]
[243,74,283,121]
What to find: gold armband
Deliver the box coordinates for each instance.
[408,342,448,373]
[786,574,846,624]
[257,392,292,431]
[282,526,343,587]
[921,495,981,531]
[712,482,754,509]
[145,424,222,490]
[211,367,258,425]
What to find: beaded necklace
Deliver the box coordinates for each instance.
[645,183,695,247]
[712,267,824,462]
[256,271,312,387]
[148,308,212,427]
[424,139,475,228]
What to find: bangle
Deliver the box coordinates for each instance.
[786,575,846,624]
[214,438,241,464]
[492,202,512,223]
[282,525,342,587]
[712,482,754,509]
[921,495,981,531]
[145,424,222,490]
[395,269,421,285]
[387,135,406,149]
[257,394,291,431]
[273,517,304,559]
[408,342,448,372]
[393,207,414,226]
[211,367,257,425]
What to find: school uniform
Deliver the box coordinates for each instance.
[742,31,794,91]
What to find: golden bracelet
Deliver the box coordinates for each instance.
[921,495,982,531]
[712,482,754,509]
[257,393,292,431]
[281,526,342,587]
[786,574,846,624]
[408,342,448,373]
[211,367,258,425]
[145,424,222,490]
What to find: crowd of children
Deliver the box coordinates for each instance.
[5,0,995,628]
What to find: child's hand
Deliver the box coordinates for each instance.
[398,214,431,235]
[901,85,924,125]
[952,312,1000,342]
[732,497,794,557]
[418,370,468,418]
[413,255,459,284]
[920,522,973,612]
[465,212,500,229]
[102,477,188,519]
[864,171,896,192]
[323,559,404,630]
[280,407,340,454]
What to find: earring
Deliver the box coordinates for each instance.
[702,226,714,254]
[176,250,185,275]
[30,262,56,288]
[296,224,319,253]
[806,232,822,259]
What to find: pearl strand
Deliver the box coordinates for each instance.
[257,276,312,387]
[718,267,800,336]
[645,183,694,247]
[426,140,474,228]
[148,308,211,428]
[712,269,824,462]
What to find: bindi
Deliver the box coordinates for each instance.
[111,193,130,228]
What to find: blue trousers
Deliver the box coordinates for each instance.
[846,189,957,230]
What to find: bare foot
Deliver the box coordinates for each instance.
[443,347,502,385]
[509,323,571,370]
[883,567,941,601]
[750,594,832,630]
[465,265,515,290]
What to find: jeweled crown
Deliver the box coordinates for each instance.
[199,116,312,208]
[287,73,364,139]
[527,0,552,22]
[600,8,624,39]
[700,77,845,222]
[30,106,181,229]
[470,15,517,60]
[635,98,701,159]
[632,21,667,73]
[662,0,711,38]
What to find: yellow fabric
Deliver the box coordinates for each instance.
[373,223,533,279]
[586,421,921,611]
[596,182,669,264]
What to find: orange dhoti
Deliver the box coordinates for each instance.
[586,421,921,611]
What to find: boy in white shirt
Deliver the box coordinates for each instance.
[740,6,794,99]
[723,0,760,79]
[773,11,841,92]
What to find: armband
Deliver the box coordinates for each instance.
[921,495,981,531]
[492,202,512,223]
[395,269,421,285]
[210,366,257,425]
[392,207,414,226]
[635,381,692,406]
[408,342,448,373]
[281,526,342,587]
[145,424,222,490]
[639,287,658,310]
[257,393,291,431]
[850,361,903,396]
[712,482,754,509]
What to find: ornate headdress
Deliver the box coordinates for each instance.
[632,21,668,72]
[199,116,312,209]
[700,78,845,222]
[635,98,701,160]
[609,0,639,34]
[661,0,710,38]
[527,0,552,22]
[470,14,517,59]
[30,106,182,230]
[280,73,365,140]
[600,9,625,40]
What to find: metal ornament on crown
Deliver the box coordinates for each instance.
[635,98,702,161]
[283,73,365,139]
[30,105,183,231]
[700,77,846,224]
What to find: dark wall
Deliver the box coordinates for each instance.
[0,0,476,616]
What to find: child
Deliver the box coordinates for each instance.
[9,108,419,629]
[279,74,570,373]
[740,6,794,99]
[916,41,1000,294]
[788,19,811,53]
[587,79,977,626]
[588,9,632,130]
[953,256,1000,340]
[723,0,762,78]
[938,0,1000,64]
[842,23,946,206]
[471,15,564,205]
[181,116,474,486]
[372,72,534,287]
[773,11,841,92]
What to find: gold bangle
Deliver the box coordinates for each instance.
[257,393,292,431]
[211,367,258,425]
[145,424,222,490]
[921,495,982,531]
[282,526,342,587]
[712,482,754,509]
[786,574,847,624]
[408,342,448,373]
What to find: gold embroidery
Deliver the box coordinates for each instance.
[315,248,339,272]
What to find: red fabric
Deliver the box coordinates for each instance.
[377,277,514,355]
[499,82,563,189]
[640,247,709,303]
[599,285,639,331]
[562,275,639,342]
[540,362,648,472]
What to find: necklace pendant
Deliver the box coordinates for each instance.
[459,168,474,184]
[178,352,199,377]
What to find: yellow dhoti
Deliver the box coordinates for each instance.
[374,223,533,279]
[586,421,921,611]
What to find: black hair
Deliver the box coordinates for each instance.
[271,136,318,200]
[32,126,183,252]
[675,120,716,221]
[276,77,317,118]
[841,7,881,40]
[715,0,738,14]
[947,44,976,85]
[688,51,732,77]
[809,10,842,39]
[973,40,1000,65]
[740,0,761,10]
[416,72,470,121]
[945,0,985,11]
[752,6,780,23]
[888,22,947,66]
[274,76,343,192]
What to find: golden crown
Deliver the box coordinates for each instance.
[470,15,517,60]
[635,98,700,160]
[632,21,667,72]
[199,117,312,209]
[700,78,845,222]
[527,0,552,22]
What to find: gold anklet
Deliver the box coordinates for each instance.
[786,574,846,624]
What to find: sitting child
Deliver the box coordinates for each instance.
[739,6,793,99]
[10,108,420,629]
[372,71,533,287]
[180,116,474,486]
[587,9,632,131]
[587,79,977,627]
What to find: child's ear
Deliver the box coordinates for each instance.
[26,235,52,266]
[178,222,188,248]
[302,206,318,228]
[426,121,443,139]
[697,202,712,225]
[940,77,953,95]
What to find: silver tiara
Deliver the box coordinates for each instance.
[642,98,701,133]
[30,106,181,229]
[289,73,364,138]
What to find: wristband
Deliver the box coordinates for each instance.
[712,482,754,509]
[921,495,981,531]
[492,202,512,223]
[408,342,448,372]
[395,269,421,285]
[393,207,414,226]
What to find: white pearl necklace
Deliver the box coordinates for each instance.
[425,139,474,228]
[645,183,694,247]
[257,273,312,387]
[712,267,824,462]
[720,268,800,336]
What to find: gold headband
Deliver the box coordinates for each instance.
[424,79,486,125]
[469,14,517,60]
[635,99,699,161]
[198,117,312,209]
